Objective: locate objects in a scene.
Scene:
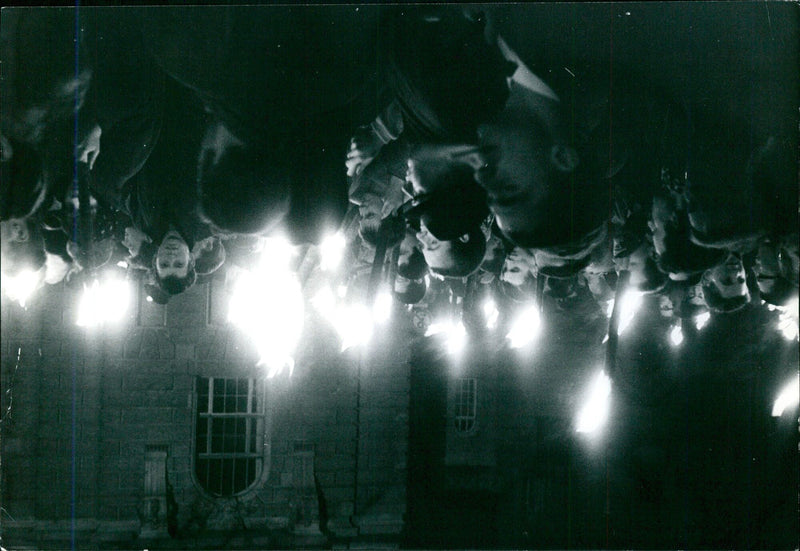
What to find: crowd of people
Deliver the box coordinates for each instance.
[1,6,797,326]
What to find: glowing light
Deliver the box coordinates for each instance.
[771,373,800,417]
[694,311,711,331]
[372,288,394,325]
[483,298,499,330]
[445,322,467,356]
[76,275,131,327]
[116,261,128,269]
[669,325,684,347]
[425,319,449,337]
[228,267,304,377]
[424,318,467,355]
[311,285,337,323]
[617,290,643,336]
[776,297,799,341]
[576,370,612,434]
[1,268,42,308]
[319,232,346,272]
[257,236,294,271]
[506,305,541,348]
[337,303,373,351]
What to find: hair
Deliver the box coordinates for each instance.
[655,214,727,277]
[631,254,669,295]
[426,227,487,278]
[393,276,427,305]
[413,165,488,242]
[360,214,405,250]
[759,277,798,307]
[499,276,538,304]
[397,247,428,281]
[701,277,751,314]
[0,220,46,276]
[152,256,197,296]
[193,237,226,276]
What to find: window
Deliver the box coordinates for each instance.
[194,377,266,497]
[454,378,477,433]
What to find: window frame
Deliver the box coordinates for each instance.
[191,376,270,498]
[453,377,478,435]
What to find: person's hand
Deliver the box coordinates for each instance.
[346,126,382,177]
[122,226,152,258]
[79,124,102,170]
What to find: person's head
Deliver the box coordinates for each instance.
[0,217,46,276]
[397,234,428,281]
[153,230,196,295]
[701,253,751,313]
[754,239,798,307]
[500,248,534,287]
[626,241,668,294]
[649,192,726,277]
[415,221,486,279]
[355,193,386,246]
[668,279,708,320]
[474,88,607,251]
[404,160,489,242]
[393,274,427,305]
[192,236,226,276]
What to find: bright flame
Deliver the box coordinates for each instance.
[694,311,711,331]
[445,321,467,356]
[228,267,304,377]
[425,319,449,337]
[337,303,373,351]
[76,275,131,327]
[483,298,499,330]
[617,290,643,336]
[372,288,394,324]
[506,305,541,348]
[311,285,337,323]
[771,373,800,417]
[669,325,684,346]
[257,236,295,271]
[319,232,346,272]
[576,370,612,434]
[2,268,42,308]
[776,297,799,341]
[424,318,467,355]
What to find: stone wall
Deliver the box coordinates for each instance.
[0,276,409,549]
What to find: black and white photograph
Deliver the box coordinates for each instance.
[1,3,798,549]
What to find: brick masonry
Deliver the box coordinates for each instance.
[0,278,410,547]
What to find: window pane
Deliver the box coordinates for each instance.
[196,417,208,453]
[197,378,209,413]
[194,378,266,497]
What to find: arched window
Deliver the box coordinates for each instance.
[193,377,267,497]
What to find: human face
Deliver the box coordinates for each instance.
[754,241,782,295]
[356,193,384,232]
[0,218,31,245]
[474,103,556,247]
[416,221,456,273]
[156,231,191,278]
[703,254,747,299]
[649,195,677,256]
[500,249,531,287]
[627,243,651,288]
